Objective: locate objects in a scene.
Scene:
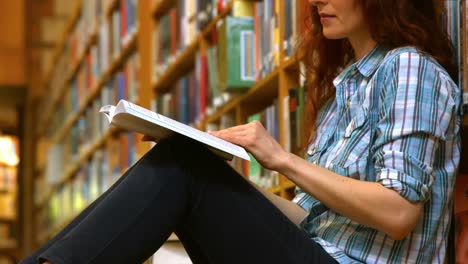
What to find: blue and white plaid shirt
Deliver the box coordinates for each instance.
[293,45,462,263]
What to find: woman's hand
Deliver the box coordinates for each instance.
[208,121,287,171]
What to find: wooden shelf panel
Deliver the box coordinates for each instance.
[152,0,176,18]
[105,0,119,17]
[0,239,17,250]
[0,216,16,223]
[206,68,280,124]
[268,185,281,195]
[200,1,234,38]
[282,179,296,191]
[282,54,301,72]
[240,68,280,106]
[153,40,199,93]
[50,34,137,145]
[205,96,242,124]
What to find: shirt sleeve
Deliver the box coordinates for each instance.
[373,51,458,203]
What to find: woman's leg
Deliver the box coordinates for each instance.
[26,135,336,264]
[20,156,144,264]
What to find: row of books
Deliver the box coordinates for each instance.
[154,14,255,124]
[285,86,307,155]
[43,53,139,187]
[39,0,139,128]
[153,50,212,126]
[253,0,279,78]
[444,1,463,88]
[0,166,16,193]
[38,134,138,235]
[152,0,249,76]
[103,0,138,67]
[444,0,468,110]
[152,0,229,78]
[48,50,139,141]
[152,2,308,127]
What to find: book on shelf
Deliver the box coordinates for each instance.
[100,99,250,161]
[218,16,256,91]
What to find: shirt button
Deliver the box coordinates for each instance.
[307,146,316,155]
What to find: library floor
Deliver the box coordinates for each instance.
[152,242,191,264]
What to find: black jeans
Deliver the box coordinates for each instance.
[21,135,337,264]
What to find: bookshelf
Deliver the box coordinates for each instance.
[38,0,83,137]
[32,0,468,262]
[0,137,19,253]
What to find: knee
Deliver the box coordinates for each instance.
[144,134,217,166]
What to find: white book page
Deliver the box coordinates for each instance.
[117,100,250,161]
[99,105,116,123]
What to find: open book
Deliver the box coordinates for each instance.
[99,99,250,161]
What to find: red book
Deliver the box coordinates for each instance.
[86,54,92,90]
[170,8,178,56]
[199,54,208,119]
[120,0,128,45]
[254,2,260,80]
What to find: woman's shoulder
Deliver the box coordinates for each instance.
[378,45,456,84]
[382,46,444,69]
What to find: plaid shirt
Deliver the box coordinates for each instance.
[293,45,462,263]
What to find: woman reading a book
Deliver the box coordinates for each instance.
[23,0,462,263]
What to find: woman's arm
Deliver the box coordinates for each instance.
[210,121,423,240]
[277,151,422,240]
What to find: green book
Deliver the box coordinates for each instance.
[247,113,262,185]
[218,16,256,92]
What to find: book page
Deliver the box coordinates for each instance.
[120,100,250,161]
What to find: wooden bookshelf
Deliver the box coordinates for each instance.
[37,127,117,210]
[200,1,234,37]
[51,34,137,145]
[38,0,83,137]
[152,39,199,93]
[152,1,234,93]
[34,1,302,250]
[205,68,280,124]
[30,1,468,264]
[0,239,17,250]
[104,0,120,17]
[151,0,176,18]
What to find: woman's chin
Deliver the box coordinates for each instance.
[322,29,346,40]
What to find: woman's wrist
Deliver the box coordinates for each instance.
[274,150,294,175]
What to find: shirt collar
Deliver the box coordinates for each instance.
[333,45,389,87]
[354,45,388,77]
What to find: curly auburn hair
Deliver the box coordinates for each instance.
[297,0,457,149]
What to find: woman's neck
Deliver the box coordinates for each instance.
[348,29,377,61]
